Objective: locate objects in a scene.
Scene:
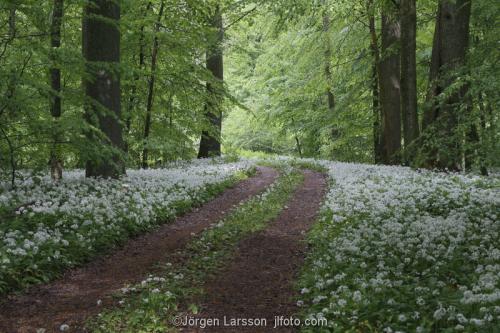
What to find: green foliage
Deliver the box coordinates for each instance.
[0,0,498,177]
[223,0,499,169]
[0,0,242,179]
[223,1,380,162]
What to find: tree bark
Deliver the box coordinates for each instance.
[367,0,384,164]
[322,11,340,143]
[1,8,17,188]
[8,7,16,38]
[83,0,125,178]
[198,5,223,158]
[49,0,64,181]
[477,93,489,176]
[422,0,471,171]
[400,0,419,163]
[142,1,165,169]
[295,134,303,158]
[379,9,402,165]
[323,13,335,114]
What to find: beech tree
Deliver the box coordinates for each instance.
[322,9,335,117]
[400,0,419,162]
[49,0,64,181]
[379,5,401,165]
[322,8,339,142]
[142,1,165,169]
[367,0,383,164]
[422,0,472,171]
[0,0,498,180]
[125,2,152,150]
[198,5,224,158]
[83,0,125,178]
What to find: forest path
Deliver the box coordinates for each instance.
[181,170,327,333]
[0,167,279,333]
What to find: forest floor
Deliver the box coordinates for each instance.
[2,159,498,332]
[0,166,282,333]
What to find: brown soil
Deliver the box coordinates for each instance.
[180,170,327,333]
[0,166,278,333]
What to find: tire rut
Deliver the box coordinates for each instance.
[181,170,327,333]
[0,166,279,333]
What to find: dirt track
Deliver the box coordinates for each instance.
[182,170,327,333]
[0,167,278,333]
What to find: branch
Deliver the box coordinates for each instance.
[224,5,258,30]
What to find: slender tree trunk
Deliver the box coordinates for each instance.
[167,93,174,128]
[8,7,16,38]
[198,5,223,158]
[295,135,303,157]
[83,0,125,178]
[367,0,384,164]
[49,0,63,119]
[125,2,151,137]
[371,63,383,164]
[0,126,16,189]
[464,120,480,170]
[475,93,488,175]
[323,11,340,143]
[142,1,165,169]
[323,13,335,114]
[379,9,402,165]
[422,0,471,171]
[2,7,17,188]
[400,0,419,164]
[49,0,64,181]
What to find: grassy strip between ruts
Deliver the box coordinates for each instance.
[87,166,304,332]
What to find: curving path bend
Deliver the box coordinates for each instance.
[0,166,279,333]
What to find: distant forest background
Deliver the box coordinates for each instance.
[0,0,498,182]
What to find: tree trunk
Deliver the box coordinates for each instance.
[295,135,303,158]
[2,8,17,188]
[367,0,384,164]
[198,5,223,158]
[125,2,151,151]
[142,1,165,169]
[8,7,16,38]
[371,62,383,164]
[400,0,419,163]
[83,0,125,178]
[379,10,402,165]
[323,13,335,114]
[422,0,471,171]
[323,11,340,143]
[477,93,489,176]
[49,0,64,181]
